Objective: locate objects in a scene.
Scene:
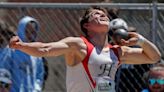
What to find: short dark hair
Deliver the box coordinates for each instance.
[80,6,109,36]
[108,8,119,20]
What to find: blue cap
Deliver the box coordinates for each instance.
[0,68,12,84]
[17,16,39,42]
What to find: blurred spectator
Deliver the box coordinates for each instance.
[6,16,48,92]
[0,18,15,69]
[0,18,15,92]
[142,63,164,92]
[0,68,12,92]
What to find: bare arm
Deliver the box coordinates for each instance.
[120,32,161,64]
[9,36,83,57]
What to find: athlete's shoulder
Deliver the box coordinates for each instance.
[59,37,83,43]
[59,37,86,49]
[60,36,83,43]
[111,44,120,48]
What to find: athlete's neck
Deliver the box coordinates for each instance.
[87,33,109,48]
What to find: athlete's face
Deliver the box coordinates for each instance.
[84,9,109,33]
[148,70,164,92]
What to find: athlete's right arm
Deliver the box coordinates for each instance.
[9,36,85,57]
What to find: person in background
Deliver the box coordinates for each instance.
[9,6,161,92]
[0,18,15,69]
[0,18,15,92]
[0,68,12,92]
[7,16,48,92]
[142,63,164,92]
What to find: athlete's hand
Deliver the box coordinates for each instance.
[9,36,22,49]
[120,32,145,46]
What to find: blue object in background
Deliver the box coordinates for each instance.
[17,16,39,42]
[141,89,149,92]
[9,50,45,92]
[7,16,46,92]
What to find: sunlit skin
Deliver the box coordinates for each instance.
[85,9,109,34]
[9,9,161,65]
[148,70,164,92]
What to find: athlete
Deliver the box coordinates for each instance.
[9,6,161,92]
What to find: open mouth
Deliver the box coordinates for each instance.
[100,19,106,21]
[99,18,109,22]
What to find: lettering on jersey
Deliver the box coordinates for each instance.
[98,63,114,77]
[98,82,112,91]
[95,78,114,92]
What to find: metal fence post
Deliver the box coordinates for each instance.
[152,0,158,44]
[19,7,27,18]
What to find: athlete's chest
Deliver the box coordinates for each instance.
[88,47,118,65]
[87,47,119,78]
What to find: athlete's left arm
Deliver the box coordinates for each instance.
[119,33,161,64]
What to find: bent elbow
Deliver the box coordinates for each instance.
[150,53,161,64]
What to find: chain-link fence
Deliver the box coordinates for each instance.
[0,2,164,92]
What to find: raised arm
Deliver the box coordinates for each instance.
[9,36,84,57]
[120,32,161,64]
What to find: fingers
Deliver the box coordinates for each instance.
[119,32,146,46]
[10,36,19,42]
[9,36,21,49]
[128,32,139,38]
[120,36,139,46]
